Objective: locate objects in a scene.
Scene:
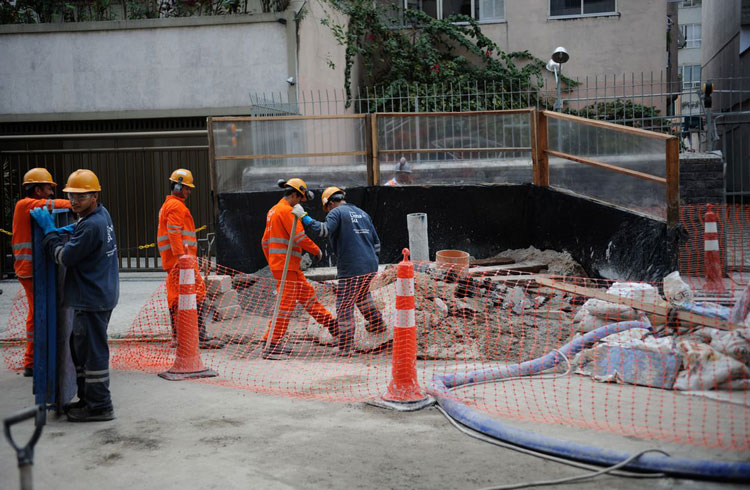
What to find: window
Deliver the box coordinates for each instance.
[679,64,701,89]
[550,0,616,18]
[681,0,701,7]
[400,0,504,22]
[680,23,702,48]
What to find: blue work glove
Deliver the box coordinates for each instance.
[58,224,75,234]
[29,207,56,235]
[301,215,313,226]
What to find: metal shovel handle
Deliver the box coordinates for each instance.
[4,405,44,466]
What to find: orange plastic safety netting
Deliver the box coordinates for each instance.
[5,255,748,452]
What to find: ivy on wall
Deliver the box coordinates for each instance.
[320,0,579,111]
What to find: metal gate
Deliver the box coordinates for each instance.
[1,129,213,276]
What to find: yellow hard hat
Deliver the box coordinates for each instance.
[23,168,56,187]
[277,178,313,202]
[63,169,101,193]
[321,186,345,207]
[169,168,195,188]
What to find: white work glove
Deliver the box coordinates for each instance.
[291,204,307,218]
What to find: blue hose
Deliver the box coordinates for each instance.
[429,320,750,481]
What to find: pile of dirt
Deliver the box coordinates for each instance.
[374,267,577,361]
[496,246,586,276]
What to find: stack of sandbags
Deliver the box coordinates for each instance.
[206,274,242,321]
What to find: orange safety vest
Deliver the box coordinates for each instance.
[385,178,400,187]
[262,198,320,272]
[157,195,198,271]
[12,197,72,279]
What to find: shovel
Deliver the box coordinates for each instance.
[265,214,299,352]
[4,405,45,490]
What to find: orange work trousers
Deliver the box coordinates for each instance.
[19,277,34,370]
[165,264,206,310]
[263,270,336,344]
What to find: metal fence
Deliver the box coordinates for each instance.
[0,132,213,276]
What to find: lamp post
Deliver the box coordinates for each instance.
[546,47,570,112]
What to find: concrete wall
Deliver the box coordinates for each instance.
[481,0,668,108]
[296,0,360,100]
[0,15,295,121]
[679,152,725,205]
[703,0,749,81]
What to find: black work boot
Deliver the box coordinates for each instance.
[262,342,293,360]
[22,368,33,377]
[67,406,115,422]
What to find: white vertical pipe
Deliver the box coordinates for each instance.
[407,213,429,262]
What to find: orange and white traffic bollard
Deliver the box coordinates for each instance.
[159,255,218,381]
[703,204,725,293]
[370,249,434,411]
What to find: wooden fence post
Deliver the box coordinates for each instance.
[666,137,680,227]
[533,110,549,187]
[369,113,379,186]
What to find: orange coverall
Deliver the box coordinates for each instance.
[12,197,72,370]
[157,195,205,308]
[261,198,335,343]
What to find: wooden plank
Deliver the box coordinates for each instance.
[378,109,534,117]
[541,110,674,141]
[379,147,531,154]
[485,274,550,286]
[469,257,516,266]
[216,150,367,161]
[546,150,667,184]
[211,114,367,122]
[468,261,548,276]
[536,277,742,331]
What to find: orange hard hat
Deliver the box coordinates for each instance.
[63,169,101,193]
[169,169,195,188]
[277,178,313,202]
[321,186,345,207]
[23,168,56,187]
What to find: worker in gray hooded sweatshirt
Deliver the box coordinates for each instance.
[292,187,385,354]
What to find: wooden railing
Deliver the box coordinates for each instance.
[209,108,681,226]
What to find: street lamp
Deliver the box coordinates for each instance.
[546,47,570,111]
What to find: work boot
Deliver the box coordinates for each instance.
[67,406,115,422]
[22,368,33,377]
[63,399,87,414]
[262,342,293,360]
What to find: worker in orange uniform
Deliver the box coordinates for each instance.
[157,169,224,349]
[11,168,72,377]
[261,178,338,360]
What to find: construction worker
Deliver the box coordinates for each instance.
[157,169,224,349]
[11,168,72,377]
[384,157,413,186]
[30,169,118,422]
[293,187,385,354]
[261,178,338,359]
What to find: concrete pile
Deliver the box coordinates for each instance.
[205,275,242,321]
[569,274,750,392]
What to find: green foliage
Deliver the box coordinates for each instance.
[321,0,575,110]
[0,0,286,23]
[567,99,667,131]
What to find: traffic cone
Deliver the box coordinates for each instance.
[159,255,219,381]
[703,204,725,293]
[369,249,434,411]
